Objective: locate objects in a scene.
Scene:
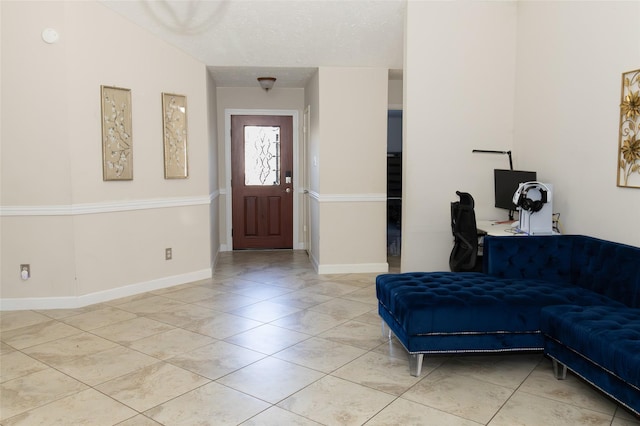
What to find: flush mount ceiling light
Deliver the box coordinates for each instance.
[257,77,276,92]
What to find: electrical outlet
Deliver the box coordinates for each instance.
[20,264,30,280]
[165,248,172,260]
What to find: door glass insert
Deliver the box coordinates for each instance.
[244,125,280,186]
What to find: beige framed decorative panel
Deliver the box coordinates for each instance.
[617,68,640,188]
[162,92,189,179]
[101,85,133,181]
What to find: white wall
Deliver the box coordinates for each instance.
[207,71,220,266]
[388,79,403,108]
[304,71,321,263]
[514,1,640,246]
[402,1,640,273]
[311,67,389,273]
[403,1,518,271]
[0,1,215,309]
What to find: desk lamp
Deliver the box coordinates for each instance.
[472,149,513,170]
[473,149,515,220]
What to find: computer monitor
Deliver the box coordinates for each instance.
[494,169,537,217]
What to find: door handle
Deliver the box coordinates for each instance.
[284,187,291,193]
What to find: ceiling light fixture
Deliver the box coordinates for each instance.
[257,77,276,92]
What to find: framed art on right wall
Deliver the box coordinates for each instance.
[617,68,640,188]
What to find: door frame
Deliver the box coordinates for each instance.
[302,105,311,254]
[224,109,300,251]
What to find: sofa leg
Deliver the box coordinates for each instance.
[409,353,424,377]
[381,320,392,340]
[552,358,567,380]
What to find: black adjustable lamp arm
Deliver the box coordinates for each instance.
[472,149,513,170]
[472,149,515,220]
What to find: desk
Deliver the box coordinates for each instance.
[477,220,560,236]
[477,220,527,237]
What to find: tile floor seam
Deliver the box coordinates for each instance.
[138,378,215,418]
[516,386,617,417]
[0,366,91,422]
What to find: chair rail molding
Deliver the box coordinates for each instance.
[306,190,386,203]
[0,194,216,216]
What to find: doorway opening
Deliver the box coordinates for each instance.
[387,109,402,271]
[224,109,300,251]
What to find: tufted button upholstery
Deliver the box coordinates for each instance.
[484,235,640,308]
[377,235,640,409]
[484,236,573,282]
[376,272,625,336]
[541,305,640,386]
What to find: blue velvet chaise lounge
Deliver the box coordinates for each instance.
[376,235,640,415]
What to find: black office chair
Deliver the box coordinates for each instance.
[449,191,485,272]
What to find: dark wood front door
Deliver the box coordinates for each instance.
[231,115,293,249]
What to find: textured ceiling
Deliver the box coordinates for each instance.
[99,0,405,88]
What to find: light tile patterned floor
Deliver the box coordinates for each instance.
[1,251,639,425]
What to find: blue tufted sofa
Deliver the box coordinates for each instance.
[376,235,640,415]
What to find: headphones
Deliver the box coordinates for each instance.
[512,181,549,213]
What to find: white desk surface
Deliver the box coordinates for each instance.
[477,220,561,236]
[477,220,526,237]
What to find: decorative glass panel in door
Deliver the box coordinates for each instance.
[244,126,280,186]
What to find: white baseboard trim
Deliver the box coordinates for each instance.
[0,268,212,311]
[219,242,306,252]
[316,262,388,275]
[309,251,320,273]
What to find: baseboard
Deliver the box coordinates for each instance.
[219,242,307,252]
[309,251,320,273]
[0,269,212,311]
[317,262,388,275]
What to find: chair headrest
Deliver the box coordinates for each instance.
[455,191,475,208]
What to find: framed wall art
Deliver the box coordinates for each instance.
[617,68,640,188]
[162,92,189,179]
[101,85,133,181]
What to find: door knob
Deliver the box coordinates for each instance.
[285,187,291,193]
